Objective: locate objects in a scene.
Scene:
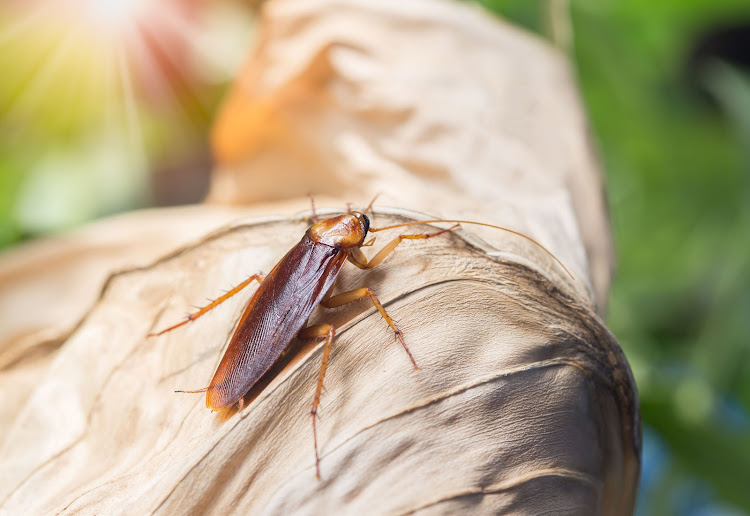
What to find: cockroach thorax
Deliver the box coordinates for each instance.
[307,212,369,249]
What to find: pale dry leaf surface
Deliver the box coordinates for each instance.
[0,0,638,514]
[1,212,637,514]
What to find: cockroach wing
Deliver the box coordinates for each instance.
[205,235,347,410]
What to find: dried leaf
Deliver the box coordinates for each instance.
[0,0,638,513]
[1,211,637,514]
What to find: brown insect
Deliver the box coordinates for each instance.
[149,199,572,478]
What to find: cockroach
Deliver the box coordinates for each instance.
[149,199,572,479]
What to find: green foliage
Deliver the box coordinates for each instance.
[475,0,750,514]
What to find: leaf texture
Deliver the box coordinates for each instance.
[0,0,638,513]
[0,212,638,514]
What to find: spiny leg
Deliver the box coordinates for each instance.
[148,273,265,337]
[173,386,240,413]
[321,288,418,370]
[347,224,460,270]
[173,386,211,408]
[298,323,336,479]
[174,387,208,394]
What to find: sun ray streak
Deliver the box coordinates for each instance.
[146,4,214,112]
[0,1,53,45]
[2,29,77,120]
[149,3,210,73]
[101,45,120,135]
[116,45,148,173]
[124,22,198,139]
[56,38,94,136]
[148,34,212,128]
[148,6,211,92]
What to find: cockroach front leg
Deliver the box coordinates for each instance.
[298,323,336,479]
[148,273,266,337]
[347,224,459,270]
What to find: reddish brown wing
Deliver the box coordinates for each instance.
[206,235,347,410]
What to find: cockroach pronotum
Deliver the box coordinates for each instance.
[149,198,573,478]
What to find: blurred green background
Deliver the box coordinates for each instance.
[1,0,749,514]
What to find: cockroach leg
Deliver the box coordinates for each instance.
[148,273,265,337]
[321,288,418,370]
[298,323,336,479]
[346,224,460,270]
[307,192,319,223]
[175,387,208,394]
[370,218,575,279]
[362,193,380,216]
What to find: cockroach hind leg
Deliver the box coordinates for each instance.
[175,387,209,394]
[149,274,265,337]
[311,410,322,480]
[298,324,336,481]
